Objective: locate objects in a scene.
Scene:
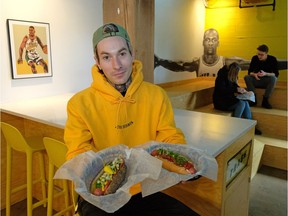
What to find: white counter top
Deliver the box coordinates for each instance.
[1,93,74,129]
[174,109,256,156]
[1,94,256,157]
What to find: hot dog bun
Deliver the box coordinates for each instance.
[150,148,196,174]
[105,164,127,195]
[155,156,190,175]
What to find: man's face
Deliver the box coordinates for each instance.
[257,50,268,61]
[95,36,134,85]
[29,27,35,36]
[203,31,219,55]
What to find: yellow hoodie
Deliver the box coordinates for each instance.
[64,60,186,194]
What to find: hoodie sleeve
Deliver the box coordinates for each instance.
[154,88,186,144]
[64,98,97,160]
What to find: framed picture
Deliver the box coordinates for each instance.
[239,0,275,10]
[7,19,52,79]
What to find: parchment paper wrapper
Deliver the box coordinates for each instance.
[54,144,162,213]
[137,141,218,197]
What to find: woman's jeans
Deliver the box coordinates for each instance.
[227,100,252,119]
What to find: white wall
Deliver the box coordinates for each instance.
[154,0,206,84]
[0,0,103,103]
[1,0,206,103]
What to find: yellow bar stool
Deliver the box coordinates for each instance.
[1,122,47,216]
[43,137,74,216]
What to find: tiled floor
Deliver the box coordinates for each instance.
[1,165,287,216]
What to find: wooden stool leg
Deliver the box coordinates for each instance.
[6,146,12,216]
[26,151,33,216]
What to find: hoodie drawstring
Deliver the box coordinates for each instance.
[113,96,136,133]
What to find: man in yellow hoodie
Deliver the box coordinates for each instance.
[65,23,198,216]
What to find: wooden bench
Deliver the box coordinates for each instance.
[251,134,288,176]
[255,136,288,171]
[251,107,287,140]
[238,79,287,110]
[193,103,232,116]
[162,78,287,111]
[159,77,215,110]
[194,105,287,139]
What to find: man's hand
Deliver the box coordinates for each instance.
[252,72,261,80]
[257,70,266,77]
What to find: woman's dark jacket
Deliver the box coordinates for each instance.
[213,65,239,111]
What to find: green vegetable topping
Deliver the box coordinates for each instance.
[157,148,189,166]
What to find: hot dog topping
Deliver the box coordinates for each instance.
[95,157,124,192]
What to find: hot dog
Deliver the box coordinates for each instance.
[150,148,196,174]
[90,157,127,196]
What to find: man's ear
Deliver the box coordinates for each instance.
[97,64,102,71]
[94,56,102,70]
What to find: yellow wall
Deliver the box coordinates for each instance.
[205,0,287,81]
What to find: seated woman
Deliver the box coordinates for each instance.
[213,62,262,135]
